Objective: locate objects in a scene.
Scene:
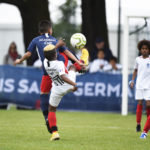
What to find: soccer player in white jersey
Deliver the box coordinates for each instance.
[130,40,150,136]
[43,44,81,141]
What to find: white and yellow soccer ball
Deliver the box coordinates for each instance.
[70,33,86,49]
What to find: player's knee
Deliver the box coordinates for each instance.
[146,101,150,107]
[49,105,57,112]
[138,100,143,105]
[41,92,50,94]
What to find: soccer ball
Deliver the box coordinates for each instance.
[70,33,86,49]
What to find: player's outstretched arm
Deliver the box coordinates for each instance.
[14,51,32,66]
[130,69,137,88]
[55,39,65,49]
[64,49,85,67]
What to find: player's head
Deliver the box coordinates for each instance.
[38,20,52,35]
[44,44,57,61]
[137,40,150,57]
[97,49,105,59]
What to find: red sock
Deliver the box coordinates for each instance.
[136,104,143,125]
[143,115,150,133]
[146,107,150,117]
[73,60,84,71]
[48,112,57,132]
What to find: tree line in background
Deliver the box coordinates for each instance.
[0,0,109,65]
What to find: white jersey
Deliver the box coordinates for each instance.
[44,59,66,86]
[44,58,76,107]
[89,59,108,73]
[134,56,150,89]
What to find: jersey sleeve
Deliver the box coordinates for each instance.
[134,57,138,69]
[27,38,36,53]
[58,46,67,52]
[58,62,66,76]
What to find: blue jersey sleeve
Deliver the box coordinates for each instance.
[58,46,67,52]
[27,38,36,53]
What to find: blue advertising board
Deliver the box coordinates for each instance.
[0,65,136,112]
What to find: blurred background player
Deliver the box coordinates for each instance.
[80,47,89,66]
[130,40,150,133]
[43,44,85,141]
[14,20,84,133]
[74,47,89,72]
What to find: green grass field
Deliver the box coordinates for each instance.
[0,109,149,150]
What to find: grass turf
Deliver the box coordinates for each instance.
[0,109,149,150]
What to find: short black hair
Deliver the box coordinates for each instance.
[38,20,52,34]
[109,56,117,62]
[137,39,150,51]
[44,49,56,61]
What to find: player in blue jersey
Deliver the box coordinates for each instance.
[14,20,84,133]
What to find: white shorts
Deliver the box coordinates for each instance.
[49,71,76,107]
[135,89,150,100]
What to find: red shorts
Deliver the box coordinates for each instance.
[40,75,52,93]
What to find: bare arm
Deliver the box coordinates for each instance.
[55,39,65,49]
[14,51,32,65]
[130,69,137,88]
[132,69,137,81]
[60,74,76,86]
[64,49,84,66]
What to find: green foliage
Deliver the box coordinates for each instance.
[53,23,80,48]
[53,0,80,48]
[59,0,77,23]
[0,110,150,150]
